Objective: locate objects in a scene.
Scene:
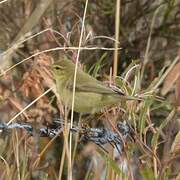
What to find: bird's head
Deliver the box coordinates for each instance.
[51,56,75,80]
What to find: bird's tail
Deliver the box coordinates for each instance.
[125,94,164,102]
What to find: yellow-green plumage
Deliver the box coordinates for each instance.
[51,57,133,113]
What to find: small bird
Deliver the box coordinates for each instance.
[51,56,137,113]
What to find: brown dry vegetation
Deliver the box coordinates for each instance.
[0,0,179,180]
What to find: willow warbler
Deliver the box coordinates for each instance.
[51,57,137,113]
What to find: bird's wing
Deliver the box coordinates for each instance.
[77,70,126,95]
[65,66,126,95]
[67,76,123,95]
[76,82,116,94]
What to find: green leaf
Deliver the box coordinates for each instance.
[98,149,124,176]
[140,167,155,180]
[88,52,107,78]
[151,109,175,148]
[138,99,153,139]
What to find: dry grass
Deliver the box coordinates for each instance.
[0,0,179,179]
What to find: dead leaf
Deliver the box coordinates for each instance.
[8,97,29,120]
[176,173,180,180]
[161,61,180,96]
[175,76,180,106]
[171,132,180,154]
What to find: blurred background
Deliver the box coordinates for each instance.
[0,0,179,179]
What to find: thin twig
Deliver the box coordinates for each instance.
[153,56,179,90]
[7,87,53,125]
[0,0,8,5]
[69,1,89,180]
[113,0,121,78]
[0,47,122,77]
[141,5,163,82]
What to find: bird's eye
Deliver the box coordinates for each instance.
[54,66,62,70]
